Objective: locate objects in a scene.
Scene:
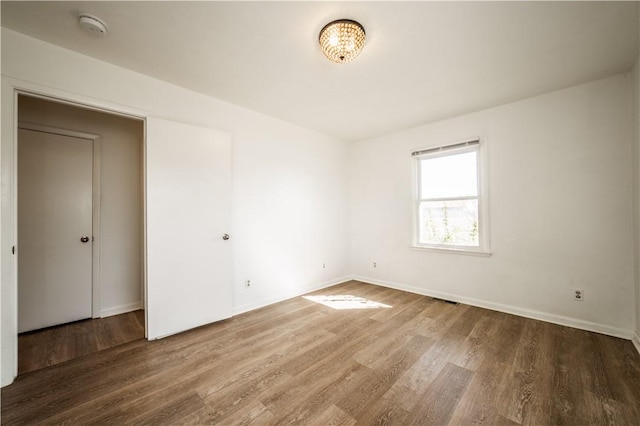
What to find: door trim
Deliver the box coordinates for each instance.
[17,121,102,318]
[2,77,148,386]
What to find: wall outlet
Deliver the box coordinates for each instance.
[373,262,377,268]
[245,279,251,289]
[322,263,326,269]
[573,288,584,302]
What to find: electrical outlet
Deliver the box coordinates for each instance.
[373,262,377,268]
[322,263,326,269]
[573,288,584,302]
[245,279,251,289]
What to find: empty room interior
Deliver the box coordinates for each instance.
[1,1,640,425]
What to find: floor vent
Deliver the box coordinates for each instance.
[432,297,459,305]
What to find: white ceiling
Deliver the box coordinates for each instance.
[2,1,639,141]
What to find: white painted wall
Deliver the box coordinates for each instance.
[18,96,144,317]
[351,75,635,337]
[232,127,351,313]
[1,29,351,385]
[633,56,640,351]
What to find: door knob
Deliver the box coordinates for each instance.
[222,234,230,240]
[80,236,90,243]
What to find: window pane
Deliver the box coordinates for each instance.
[419,199,479,246]
[420,151,477,199]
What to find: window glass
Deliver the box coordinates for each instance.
[419,199,478,246]
[420,151,477,199]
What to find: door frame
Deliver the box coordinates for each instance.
[1,77,149,385]
[17,121,102,319]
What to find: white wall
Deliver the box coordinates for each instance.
[18,96,144,316]
[1,29,351,385]
[232,129,351,313]
[351,75,635,337]
[633,56,640,351]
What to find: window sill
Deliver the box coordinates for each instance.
[410,245,492,257]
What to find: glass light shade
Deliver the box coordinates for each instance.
[319,19,366,63]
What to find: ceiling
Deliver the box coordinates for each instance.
[2,1,639,142]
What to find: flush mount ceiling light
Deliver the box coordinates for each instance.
[319,19,366,63]
[78,13,108,36]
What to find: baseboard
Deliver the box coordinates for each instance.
[100,301,143,318]
[232,275,353,316]
[353,275,634,340]
[633,332,640,355]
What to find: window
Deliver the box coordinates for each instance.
[413,140,488,253]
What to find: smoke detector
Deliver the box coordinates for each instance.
[78,13,107,36]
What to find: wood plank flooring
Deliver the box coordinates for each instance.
[2,281,640,425]
[18,310,145,374]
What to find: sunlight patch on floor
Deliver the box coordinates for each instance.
[303,295,392,310]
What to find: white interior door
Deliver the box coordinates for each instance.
[146,117,232,339]
[18,127,93,333]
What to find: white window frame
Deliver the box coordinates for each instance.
[412,138,491,256]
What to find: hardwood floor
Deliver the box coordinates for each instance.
[18,310,145,374]
[2,281,639,425]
